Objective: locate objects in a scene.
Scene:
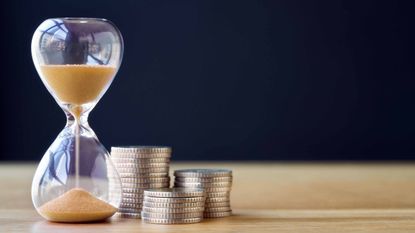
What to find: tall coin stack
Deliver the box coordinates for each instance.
[110,146,172,218]
[142,188,206,224]
[174,169,233,218]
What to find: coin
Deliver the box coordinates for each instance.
[111,153,171,158]
[118,186,173,193]
[203,187,232,192]
[118,207,142,213]
[113,172,169,178]
[142,217,202,224]
[116,212,142,219]
[204,206,232,212]
[120,191,144,195]
[121,177,170,184]
[173,185,231,193]
[204,201,231,208]
[122,192,144,199]
[114,162,170,168]
[205,196,230,203]
[113,167,169,173]
[203,211,232,218]
[111,190,144,196]
[144,188,205,198]
[143,201,205,208]
[174,176,233,183]
[111,146,172,154]
[122,197,144,204]
[115,187,146,194]
[141,211,204,219]
[142,206,205,213]
[174,169,232,178]
[206,192,231,198]
[111,157,170,163]
[120,202,143,209]
[143,196,206,204]
[121,182,169,188]
[173,181,232,188]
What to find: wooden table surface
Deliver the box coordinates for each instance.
[1,162,415,232]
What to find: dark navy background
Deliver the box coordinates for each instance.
[1,0,414,161]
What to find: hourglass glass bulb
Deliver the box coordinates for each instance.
[30,18,123,222]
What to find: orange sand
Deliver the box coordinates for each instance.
[39,65,116,118]
[38,188,117,223]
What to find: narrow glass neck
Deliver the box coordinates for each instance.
[60,102,96,127]
[66,110,89,127]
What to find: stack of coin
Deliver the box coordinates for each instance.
[110,146,172,218]
[142,188,206,224]
[174,169,232,218]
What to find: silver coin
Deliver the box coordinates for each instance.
[206,196,230,203]
[143,201,205,208]
[114,162,170,168]
[204,206,232,212]
[118,186,173,193]
[114,167,170,173]
[120,202,143,208]
[111,153,171,159]
[141,211,204,219]
[205,201,231,208]
[114,190,144,196]
[142,206,205,213]
[173,185,231,193]
[122,193,144,199]
[121,177,170,184]
[111,146,172,154]
[108,167,170,174]
[174,169,232,178]
[111,190,144,196]
[206,192,231,198]
[112,172,169,178]
[120,204,143,210]
[144,188,205,198]
[121,199,144,204]
[204,187,232,192]
[203,211,232,218]
[116,212,141,219]
[115,187,145,194]
[111,157,170,163]
[142,217,202,224]
[122,197,144,204]
[118,207,142,213]
[114,167,169,172]
[122,192,144,200]
[143,196,206,204]
[122,182,170,189]
[173,181,232,188]
[175,176,233,183]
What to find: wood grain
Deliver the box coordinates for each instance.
[1,162,415,232]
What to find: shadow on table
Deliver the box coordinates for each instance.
[30,218,128,233]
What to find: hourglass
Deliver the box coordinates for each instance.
[31,18,123,222]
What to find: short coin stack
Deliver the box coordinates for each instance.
[174,169,233,218]
[110,146,172,218]
[142,188,206,224]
